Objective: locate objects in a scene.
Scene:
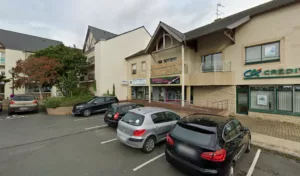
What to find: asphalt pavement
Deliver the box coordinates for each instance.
[0,112,299,176]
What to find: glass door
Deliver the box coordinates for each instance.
[236,87,249,115]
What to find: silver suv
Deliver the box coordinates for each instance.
[117,107,181,153]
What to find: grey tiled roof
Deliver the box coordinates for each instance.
[88,25,117,41]
[160,22,184,40]
[185,0,298,40]
[0,29,63,52]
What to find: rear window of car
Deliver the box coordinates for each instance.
[13,96,35,101]
[172,123,216,147]
[108,104,118,113]
[121,112,144,126]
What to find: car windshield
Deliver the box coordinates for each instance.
[122,112,144,126]
[87,97,98,104]
[13,96,35,101]
[173,123,216,147]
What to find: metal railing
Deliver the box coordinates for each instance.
[87,57,95,64]
[201,61,231,72]
[88,74,95,81]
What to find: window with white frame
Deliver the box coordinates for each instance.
[142,61,146,71]
[245,42,280,64]
[132,64,137,74]
[201,53,222,72]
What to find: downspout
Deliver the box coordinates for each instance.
[181,35,187,107]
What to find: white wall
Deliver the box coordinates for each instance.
[95,27,151,100]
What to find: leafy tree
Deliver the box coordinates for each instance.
[12,57,61,99]
[0,75,10,84]
[56,70,78,97]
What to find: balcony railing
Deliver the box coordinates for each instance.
[88,74,95,81]
[151,60,185,77]
[0,57,5,65]
[201,61,231,72]
[87,57,95,64]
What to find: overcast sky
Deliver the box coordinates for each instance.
[0,0,271,49]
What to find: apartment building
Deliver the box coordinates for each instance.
[126,0,300,119]
[0,29,62,99]
[81,25,151,100]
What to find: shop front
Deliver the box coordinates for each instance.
[130,78,149,100]
[236,67,300,116]
[150,76,183,103]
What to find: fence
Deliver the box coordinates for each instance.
[201,61,231,72]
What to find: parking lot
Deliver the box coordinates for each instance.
[0,113,299,176]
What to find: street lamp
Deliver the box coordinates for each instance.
[8,68,15,95]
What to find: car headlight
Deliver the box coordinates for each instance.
[76,105,84,109]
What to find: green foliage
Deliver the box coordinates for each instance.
[112,84,115,96]
[0,75,10,83]
[93,81,96,92]
[44,97,62,108]
[57,70,79,97]
[103,89,114,96]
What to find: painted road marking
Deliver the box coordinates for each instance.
[246,149,261,176]
[85,125,108,130]
[133,153,165,171]
[101,138,118,144]
[74,116,101,122]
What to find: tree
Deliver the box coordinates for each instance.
[0,75,10,84]
[112,84,115,96]
[56,70,78,97]
[12,57,61,99]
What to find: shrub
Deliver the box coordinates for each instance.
[72,87,94,97]
[44,97,62,108]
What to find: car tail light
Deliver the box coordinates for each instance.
[113,112,120,120]
[10,100,15,104]
[201,149,226,162]
[133,129,146,136]
[166,133,174,146]
[33,100,38,104]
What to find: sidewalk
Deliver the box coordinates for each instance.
[129,100,300,158]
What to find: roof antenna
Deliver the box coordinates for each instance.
[216,1,225,20]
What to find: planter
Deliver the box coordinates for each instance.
[46,106,73,115]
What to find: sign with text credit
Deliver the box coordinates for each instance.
[244,68,300,79]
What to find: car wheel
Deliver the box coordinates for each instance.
[245,138,251,153]
[83,109,91,117]
[224,162,235,176]
[142,136,156,153]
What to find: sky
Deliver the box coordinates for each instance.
[0,0,271,49]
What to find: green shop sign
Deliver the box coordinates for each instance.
[244,68,300,79]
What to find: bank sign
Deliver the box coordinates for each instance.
[244,68,300,79]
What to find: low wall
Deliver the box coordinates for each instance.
[249,111,300,125]
[46,107,73,115]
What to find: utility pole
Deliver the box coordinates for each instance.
[216,2,225,19]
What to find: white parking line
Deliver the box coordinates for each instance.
[101,138,118,144]
[133,153,165,171]
[74,116,101,122]
[85,125,108,130]
[246,149,261,176]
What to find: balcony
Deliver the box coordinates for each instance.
[87,56,95,65]
[151,60,187,77]
[88,74,95,81]
[189,61,234,85]
[0,57,5,65]
[80,74,95,83]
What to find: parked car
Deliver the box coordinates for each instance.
[165,114,251,176]
[72,96,119,117]
[104,102,144,127]
[8,95,38,115]
[117,107,181,153]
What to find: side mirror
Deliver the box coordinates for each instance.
[243,127,250,132]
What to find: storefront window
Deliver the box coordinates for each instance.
[277,86,293,112]
[250,87,275,111]
[295,86,300,113]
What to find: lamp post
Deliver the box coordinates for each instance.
[8,69,15,95]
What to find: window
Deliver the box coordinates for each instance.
[132,64,137,74]
[165,111,180,121]
[277,86,293,112]
[134,104,144,108]
[94,97,105,104]
[223,121,238,141]
[232,119,243,132]
[105,97,116,102]
[245,42,280,64]
[122,112,144,126]
[164,57,177,63]
[158,60,163,64]
[142,61,146,71]
[295,86,300,113]
[0,52,5,64]
[120,106,132,114]
[201,53,222,72]
[151,112,167,124]
[250,87,275,111]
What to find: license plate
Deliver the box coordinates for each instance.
[177,144,196,157]
[20,107,29,110]
[107,114,112,117]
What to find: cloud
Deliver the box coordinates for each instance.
[0,0,271,48]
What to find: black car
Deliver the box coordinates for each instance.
[72,96,119,117]
[104,102,144,127]
[165,114,251,176]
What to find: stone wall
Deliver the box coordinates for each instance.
[249,111,300,125]
[193,86,236,114]
[151,60,182,77]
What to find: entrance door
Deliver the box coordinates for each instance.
[236,87,249,115]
